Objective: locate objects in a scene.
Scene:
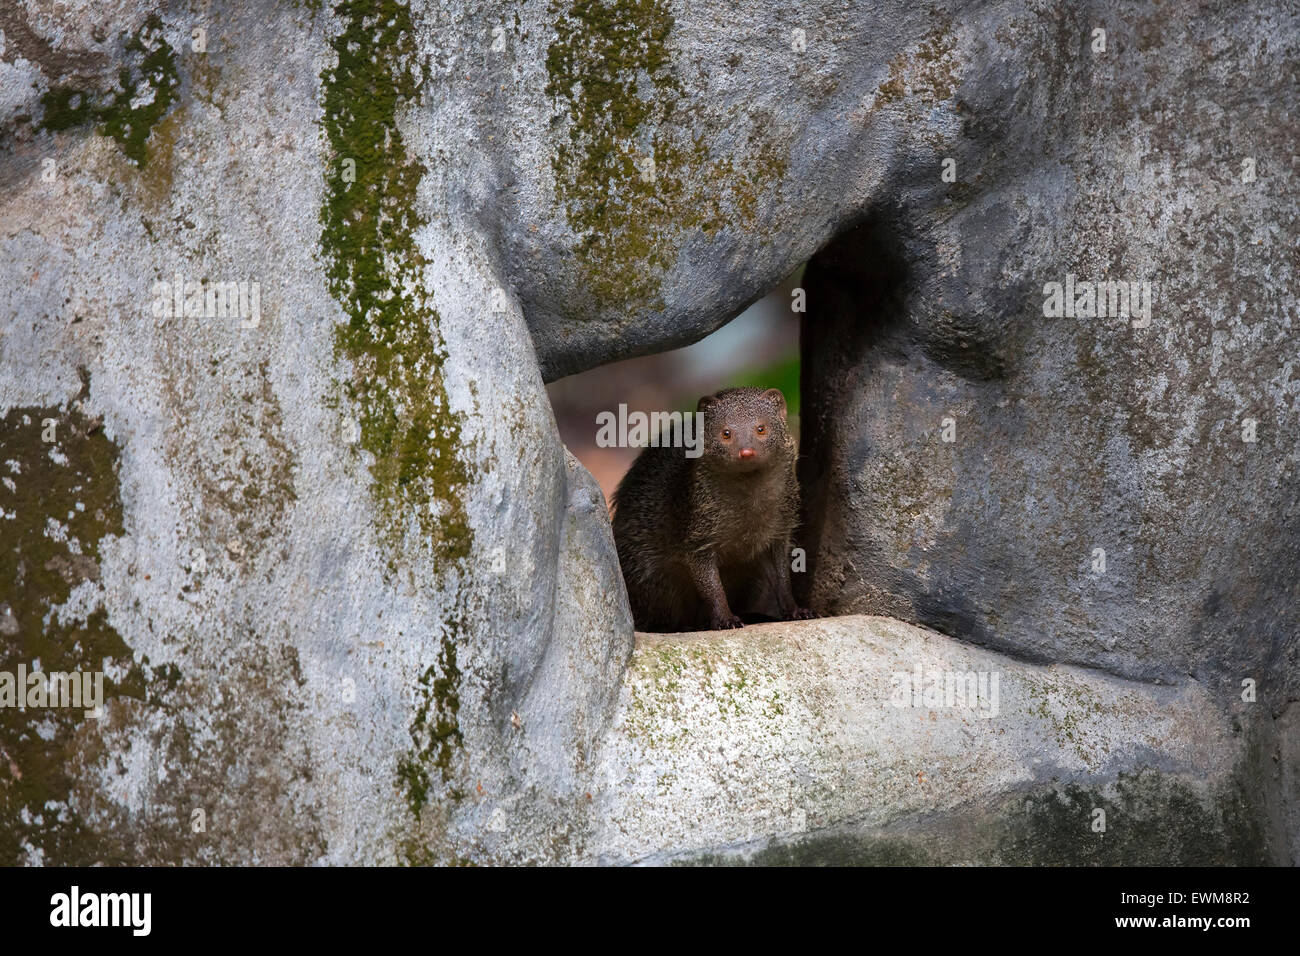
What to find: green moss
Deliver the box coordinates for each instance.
[0,372,334,864]
[101,17,180,165]
[545,0,787,311]
[318,0,475,832]
[677,768,1270,866]
[997,770,1270,865]
[38,87,96,132]
[319,0,473,570]
[401,624,466,818]
[544,0,681,309]
[1022,675,1106,767]
[623,640,791,749]
[0,374,150,864]
[38,15,179,167]
[395,755,430,819]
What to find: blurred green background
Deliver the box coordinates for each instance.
[546,267,804,507]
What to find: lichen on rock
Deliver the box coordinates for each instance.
[544,0,786,312]
[320,0,473,571]
[38,13,179,167]
[318,0,475,829]
[0,379,147,864]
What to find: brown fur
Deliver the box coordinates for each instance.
[612,387,814,631]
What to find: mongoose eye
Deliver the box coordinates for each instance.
[722,429,732,439]
[756,424,766,435]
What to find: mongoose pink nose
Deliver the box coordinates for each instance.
[739,448,756,459]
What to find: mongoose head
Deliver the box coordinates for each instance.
[697,387,792,473]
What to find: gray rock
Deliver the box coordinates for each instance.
[798,0,1299,709]
[498,0,964,380]
[0,0,631,865]
[592,615,1281,865]
[0,0,1293,864]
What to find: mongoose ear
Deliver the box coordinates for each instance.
[764,388,787,419]
[697,394,717,414]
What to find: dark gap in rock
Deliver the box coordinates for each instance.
[796,214,911,610]
[547,269,808,632]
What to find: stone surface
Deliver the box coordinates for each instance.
[798,1,1299,710]
[0,0,1294,864]
[498,0,973,379]
[0,0,633,865]
[592,615,1279,865]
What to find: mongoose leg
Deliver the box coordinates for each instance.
[768,539,816,620]
[688,552,744,629]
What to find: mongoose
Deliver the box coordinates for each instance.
[612,386,815,631]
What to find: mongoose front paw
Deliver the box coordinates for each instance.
[712,613,745,630]
[787,607,817,620]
